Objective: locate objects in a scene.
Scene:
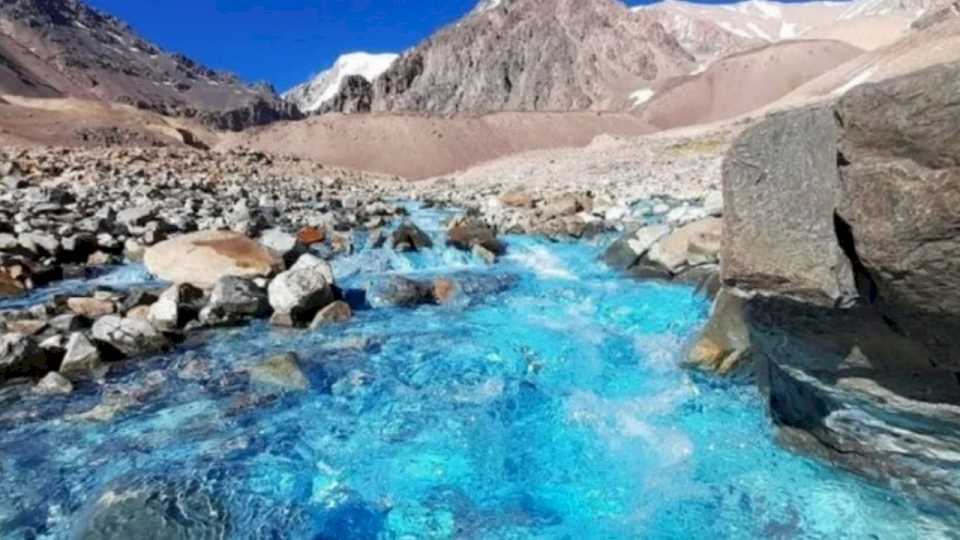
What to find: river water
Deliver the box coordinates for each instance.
[0,206,953,539]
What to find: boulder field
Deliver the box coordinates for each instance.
[691,62,960,505]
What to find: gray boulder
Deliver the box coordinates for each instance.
[267,266,335,325]
[34,372,73,395]
[60,332,103,380]
[148,283,204,331]
[199,276,269,326]
[92,316,169,358]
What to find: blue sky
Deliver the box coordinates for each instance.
[85,0,818,92]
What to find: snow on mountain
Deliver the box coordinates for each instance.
[471,0,505,15]
[284,52,398,113]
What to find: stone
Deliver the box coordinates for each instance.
[540,193,587,219]
[199,276,269,326]
[18,232,60,256]
[75,477,229,540]
[34,372,73,395]
[0,269,25,298]
[67,297,116,318]
[683,289,751,377]
[148,283,204,331]
[645,217,722,276]
[267,266,335,325]
[296,226,326,246]
[602,224,670,271]
[367,276,433,308]
[248,352,309,391]
[432,278,457,304]
[144,230,284,289]
[123,239,145,262]
[703,190,723,217]
[259,228,305,266]
[91,316,169,358]
[390,221,432,252]
[49,313,83,332]
[722,105,856,306]
[447,216,504,255]
[472,244,497,264]
[5,319,46,336]
[116,205,155,227]
[60,332,103,380]
[289,253,335,283]
[309,301,353,328]
[0,333,50,381]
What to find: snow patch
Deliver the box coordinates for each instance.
[630,88,656,107]
[746,22,774,41]
[284,52,398,113]
[779,21,799,38]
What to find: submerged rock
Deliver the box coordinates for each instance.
[390,221,432,252]
[366,276,434,308]
[248,352,309,391]
[144,230,284,289]
[684,289,750,377]
[310,301,353,328]
[74,476,230,540]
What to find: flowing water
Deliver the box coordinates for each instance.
[0,206,954,539]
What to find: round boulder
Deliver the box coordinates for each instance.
[144,230,283,289]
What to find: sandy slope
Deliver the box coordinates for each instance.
[636,39,863,130]
[218,112,655,179]
[0,95,217,148]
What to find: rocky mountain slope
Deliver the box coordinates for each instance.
[321,0,696,114]
[0,0,301,130]
[283,52,397,114]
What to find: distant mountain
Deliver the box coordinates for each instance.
[0,0,301,130]
[283,52,398,113]
[311,0,696,114]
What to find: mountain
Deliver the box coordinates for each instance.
[0,0,301,130]
[283,52,398,114]
[316,0,696,114]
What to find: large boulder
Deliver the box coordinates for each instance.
[92,316,170,358]
[713,64,960,505]
[144,230,284,289]
[60,332,104,380]
[446,216,504,255]
[390,221,432,252]
[198,276,269,327]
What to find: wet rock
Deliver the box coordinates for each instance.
[248,352,309,391]
[60,332,104,380]
[267,265,335,326]
[309,301,353,328]
[390,221,432,252]
[643,217,722,277]
[34,372,73,395]
[0,269,25,298]
[144,230,284,289]
[199,276,269,326]
[296,225,325,246]
[116,205,155,227]
[684,289,751,377]
[472,244,497,264]
[67,297,116,318]
[74,476,230,540]
[366,276,434,308]
[602,224,670,271]
[91,315,169,358]
[0,333,50,381]
[447,216,504,255]
[148,283,204,331]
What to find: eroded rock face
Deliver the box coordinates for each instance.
[144,231,284,289]
[713,63,960,505]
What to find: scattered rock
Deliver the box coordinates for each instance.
[267,266,335,326]
[0,333,50,381]
[148,283,204,331]
[683,289,751,377]
[60,332,104,380]
[199,276,269,326]
[34,372,73,395]
[390,221,432,252]
[67,297,116,318]
[447,216,504,256]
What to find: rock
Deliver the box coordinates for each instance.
[541,193,590,219]
[116,205,155,227]
[722,105,856,305]
[91,316,169,358]
[74,476,230,540]
[645,217,722,276]
[683,289,751,377]
[123,239,145,262]
[296,226,326,246]
[144,230,284,289]
[499,190,536,209]
[148,283,204,331]
[267,266,335,325]
[0,268,25,298]
[18,232,60,256]
[259,228,305,266]
[703,190,723,216]
[390,221,432,252]
[602,224,671,271]
[60,332,103,380]
[67,297,116,318]
[289,253,335,283]
[432,278,457,304]
[366,276,434,308]
[248,352,309,391]
[447,216,504,255]
[309,301,353,328]
[34,372,73,395]
[0,333,50,381]
[199,276,269,326]
[5,319,46,336]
